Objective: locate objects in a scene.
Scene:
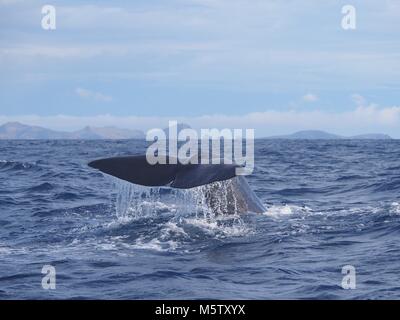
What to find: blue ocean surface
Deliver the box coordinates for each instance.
[0,139,399,299]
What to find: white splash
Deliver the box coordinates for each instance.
[183,216,252,238]
[263,204,312,218]
[113,178,246,219]
[390,202,400,214]
[160,221,188,239]
[107,178,253,252]
[132,236,179,252]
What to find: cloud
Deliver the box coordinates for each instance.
[1,1,400,122]
[0,45,129,59]
[75,87,112,102]
[1,105,400,137]
[2,1,400,92]
[302,93,318,102]
[0,0,24,5]
[351,94,367,107]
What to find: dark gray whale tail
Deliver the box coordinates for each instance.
[88,155,265,214]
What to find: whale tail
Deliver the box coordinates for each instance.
[88,155,265,214]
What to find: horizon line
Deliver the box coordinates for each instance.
[0,121,395,139]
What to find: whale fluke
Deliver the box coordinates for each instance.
[88,155,238,189]
[88,155,265,214]
[89,155,179,187]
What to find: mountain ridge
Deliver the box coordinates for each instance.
[265,130,392,140]
[0,123,393,140]
[0,122,145,140]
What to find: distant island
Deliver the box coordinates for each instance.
[0,122,393,140]
[265,130,392,140]
[0,122,145,140]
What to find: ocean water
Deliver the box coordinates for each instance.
[0,139,400,299]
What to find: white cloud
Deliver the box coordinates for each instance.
[0,0,25,5]
[75,87,112,102]
[0,45,129,59]
[351,93,367,107]
[0,41,219,62]
[302,93,318,102]
[1,105,400,137]
[2,2,400,91]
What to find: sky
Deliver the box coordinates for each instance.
[1,0,400,137]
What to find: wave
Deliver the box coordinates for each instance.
[0,197,18,206]
[131,236,180,252]
[272,187,330,196]
[0,160,41,172]
[263,204,312,218]
[26,182,54,192]
[61,179,256,253]
[390,202,400,214]
[335,175,369,181]
[54,192,82,200]
[372,179,400,192]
